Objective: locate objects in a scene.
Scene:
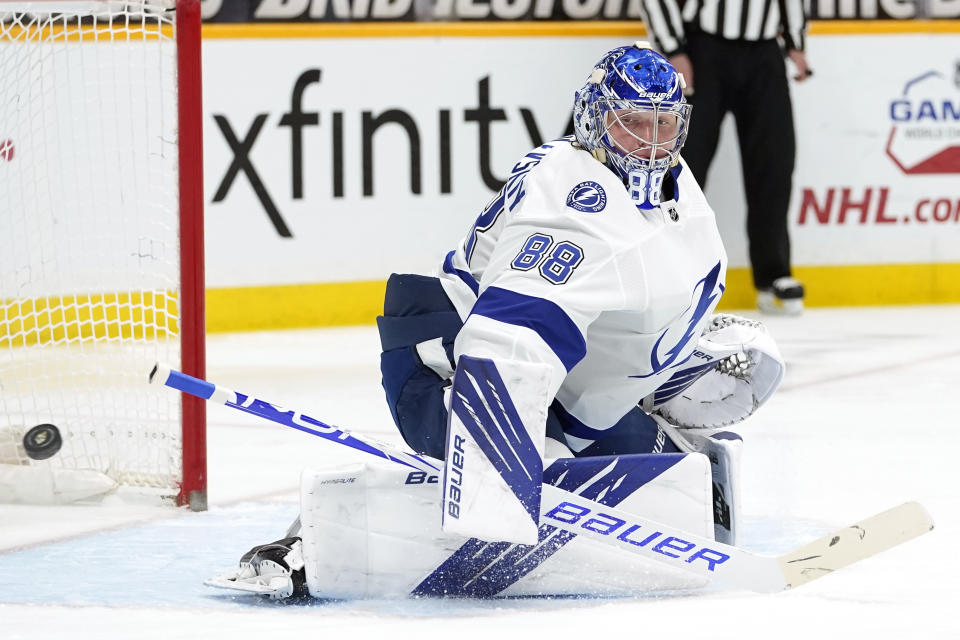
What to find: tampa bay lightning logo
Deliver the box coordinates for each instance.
[630,262,725,379]
[566,181,607,213]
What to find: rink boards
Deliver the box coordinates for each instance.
[3,21,959,330]
[198,22,960,327]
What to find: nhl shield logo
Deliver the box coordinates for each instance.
[566,181,607,213]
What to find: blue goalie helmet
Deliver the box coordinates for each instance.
[573,42,691,209]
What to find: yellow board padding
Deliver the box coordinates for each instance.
[810,20,960,34]
[200,20,960,40]
[205,263,960,332]
[202,20,645,39]
[1,291,179,348]
[206,280,387,333]
[717,263,960,311]
[5,264,957,342]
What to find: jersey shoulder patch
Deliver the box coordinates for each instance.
[565,181,607,213]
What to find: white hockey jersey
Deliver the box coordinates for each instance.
[437,137,727,451]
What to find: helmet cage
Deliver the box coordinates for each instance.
[594,98,691,178]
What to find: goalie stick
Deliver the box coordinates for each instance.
[150,363,933,594]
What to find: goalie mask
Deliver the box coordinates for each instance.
[573,43,691,210]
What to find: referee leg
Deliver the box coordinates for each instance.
[682,34,728,187]
[732,41,796,290]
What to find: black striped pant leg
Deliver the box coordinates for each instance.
[732,40,796,289]
[682,33,729,187]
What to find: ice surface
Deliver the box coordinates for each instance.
[1,306,958,639]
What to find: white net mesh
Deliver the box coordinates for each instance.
[0,1,185,496]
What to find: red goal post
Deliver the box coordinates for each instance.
[174,0,206,510]
[0,0,206,509]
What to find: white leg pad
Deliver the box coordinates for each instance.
[300,453,715,598]
[443,357,550,545]
[300,463,462,599]
[655,415,743,545]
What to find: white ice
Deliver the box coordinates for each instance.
[1,305,958,639]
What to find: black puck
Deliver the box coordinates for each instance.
[23,424,63,461]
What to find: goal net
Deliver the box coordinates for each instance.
[0,0,206,508]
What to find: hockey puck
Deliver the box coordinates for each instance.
[23,424,63,461]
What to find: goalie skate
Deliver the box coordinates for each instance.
[204,537,307,600]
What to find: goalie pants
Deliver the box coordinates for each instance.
[376,273,677,460]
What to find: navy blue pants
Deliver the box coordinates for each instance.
[376,274,678,460]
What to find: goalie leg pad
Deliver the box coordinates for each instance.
[443,355,549,545]
[655,415,743,545]
[299,456,714,599]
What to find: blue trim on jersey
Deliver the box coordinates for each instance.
[651,359,718,405]
[630,261,724,379]
[550,402,613,441]
[442,250,480,296]
[412,453,684,597]
[548,402,679,456]
[669,162,683,203]
[548,401,656,444]
[656,362,715,390]
[471,286,586,372]
[449,356,542,526]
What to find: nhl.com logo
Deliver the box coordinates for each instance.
[566,181,607,213]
